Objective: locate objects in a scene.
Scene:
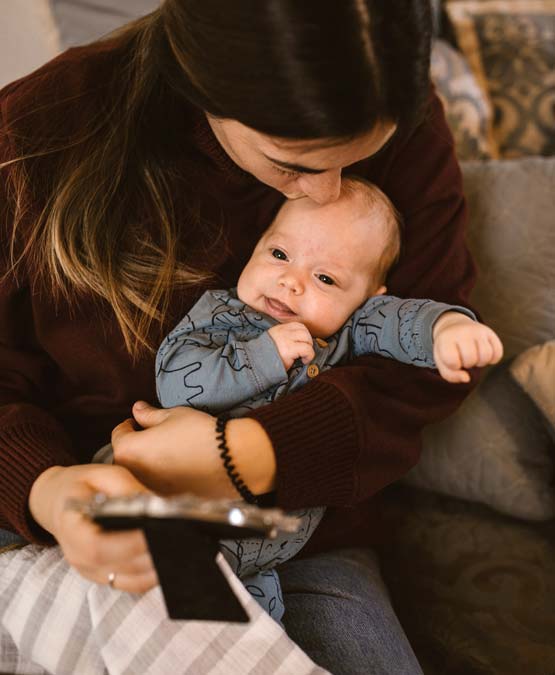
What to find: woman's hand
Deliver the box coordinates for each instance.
[29,464,158,593]
[111,401,276,498]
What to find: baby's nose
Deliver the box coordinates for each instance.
[279,272,303,294]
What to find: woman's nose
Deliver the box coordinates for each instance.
[297,169,341,204]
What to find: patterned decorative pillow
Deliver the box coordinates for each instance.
[431,39,499,159]
[445,0,555,157]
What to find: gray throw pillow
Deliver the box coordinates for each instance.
[407,362,555,520]
[405,157,555,520]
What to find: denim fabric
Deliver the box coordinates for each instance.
[280,547,423,675]
[0,529,26,549]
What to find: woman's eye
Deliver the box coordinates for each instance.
[271,248,288,260]
[274,166,299,178]
[317,274,335,286]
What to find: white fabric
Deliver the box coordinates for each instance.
[0,545,329,674]
[51,0,160,48]
[0,0,61,89]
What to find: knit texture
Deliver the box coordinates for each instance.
[0,40,478,547]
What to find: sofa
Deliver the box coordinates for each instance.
[381,2,555,672]
[1,2,554,674]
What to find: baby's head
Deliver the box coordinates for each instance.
[237,177,401,338]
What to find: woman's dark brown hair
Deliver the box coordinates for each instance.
[2,0,432,356]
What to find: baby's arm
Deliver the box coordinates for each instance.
[432,312,503,383]
[349,296,475,367]
[156,292,288,412]
[348,296,502,383]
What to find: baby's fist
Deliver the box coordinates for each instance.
[268,322,315,370]
[433,312,503,383]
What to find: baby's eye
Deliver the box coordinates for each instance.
[272,248,288,260]
[317,274,335,286]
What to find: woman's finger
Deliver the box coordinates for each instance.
[110,417,141,450]
[108,569,159,594]
[71,560,159,593]
[61,517,149,568]
[76,552,154,579]
[83,528,150,568]
[131,401,171,429]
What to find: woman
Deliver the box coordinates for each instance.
[0,1,477,673]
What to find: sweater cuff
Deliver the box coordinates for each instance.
[0,422,75,544]
[246,380,358,509]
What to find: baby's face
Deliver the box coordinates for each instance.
[237,194,387,338]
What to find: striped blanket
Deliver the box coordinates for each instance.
[0,544,329,675]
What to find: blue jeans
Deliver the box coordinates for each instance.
[280,547,423,675]
[0,529,25,549]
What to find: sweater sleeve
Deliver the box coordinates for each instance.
[0,103,76,543]
[247,92,480,510]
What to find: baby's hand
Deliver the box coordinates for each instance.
[433,312,503,383]
[268,322,315,370]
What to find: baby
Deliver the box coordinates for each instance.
[156,177,502,620]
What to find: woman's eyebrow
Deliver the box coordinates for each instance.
[262,154,327,174]
[263,128,398,174]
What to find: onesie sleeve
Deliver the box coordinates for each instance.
[156,291,288,413]
[349,296,477,367]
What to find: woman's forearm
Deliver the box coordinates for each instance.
[226,417,276,495]
[111,404,276,500]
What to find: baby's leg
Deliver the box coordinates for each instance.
[221,507,325,621]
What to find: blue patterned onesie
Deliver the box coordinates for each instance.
[156,289,475,620]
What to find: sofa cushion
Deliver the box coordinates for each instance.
[407,361,555,520]
[381,485,555,675]
[464,157,555,360]
[404,157,555,520]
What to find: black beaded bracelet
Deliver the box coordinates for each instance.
[215,416,258,505]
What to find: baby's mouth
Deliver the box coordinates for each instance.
[264,297,296,318]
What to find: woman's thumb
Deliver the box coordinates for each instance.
[92,464,151,496]
[132,401,169,428]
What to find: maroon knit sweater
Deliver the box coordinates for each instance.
[0,41,478,550]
